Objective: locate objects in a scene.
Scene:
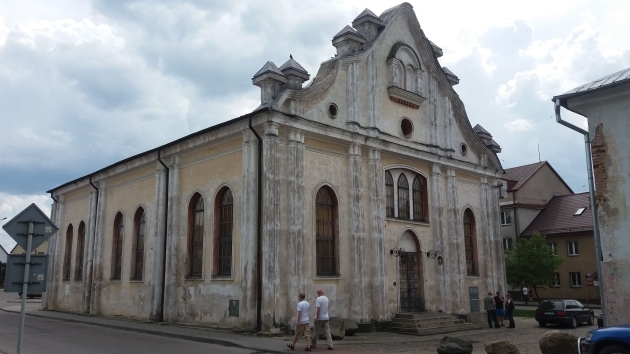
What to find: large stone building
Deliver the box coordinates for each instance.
[554,67,630,326]
[44,3,506,331]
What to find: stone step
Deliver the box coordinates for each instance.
[392,319,465,329]
[392,318,464,325]
[394,313,454,320]
[392,322,486,336]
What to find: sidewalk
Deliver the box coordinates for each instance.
[0,302,497,354]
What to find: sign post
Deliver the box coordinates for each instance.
[2,204,58,354]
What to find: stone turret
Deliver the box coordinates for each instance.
[332,25,366,57]
[279,55,310,89]
[473,124,502,153]
[352,9,383,42]
[252,61,287,105]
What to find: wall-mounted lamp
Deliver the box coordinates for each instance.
[390,247,405,257]
[426,250,444,265]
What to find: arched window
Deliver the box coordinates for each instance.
[464,209,478,276]
[74,221,85,281]
[63,224,73,281]
[385,171,394,217]
[398,174,410,219]
[188,193,204,278]
[111,212,124,280]
[412,175,428,221]
[215,188,233,276]
[316,187,337,275]
[131,207,145,280]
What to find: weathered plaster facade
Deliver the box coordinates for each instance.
[45,3,506,331]
[554,67,630,326]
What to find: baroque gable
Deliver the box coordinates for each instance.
[254,3,502,173]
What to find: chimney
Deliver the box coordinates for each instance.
[351,9,383,42]
[279,55,310,89]
[252,61,287,104]
[332,25,366,57]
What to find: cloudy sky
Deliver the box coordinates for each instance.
[1,0,629,251]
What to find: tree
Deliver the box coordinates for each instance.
[505,232,563,301]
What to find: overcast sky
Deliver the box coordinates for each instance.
[1,0,629,251]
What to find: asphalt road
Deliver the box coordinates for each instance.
[0,292,254,354]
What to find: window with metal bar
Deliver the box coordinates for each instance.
[412,175,425,221]
[188,194,204,278]
[464,209,478,276]
[398,174,410,219]
[63,224,73,281]
[217,189,233,276]
[111,213,124,280]
[385,171,394,217]
[316,187,337,275]
[131,208,145,280]
[74,221,85,281]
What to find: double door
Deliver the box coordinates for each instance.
[399,252,423,312]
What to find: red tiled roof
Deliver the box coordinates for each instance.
[521,192,593,237]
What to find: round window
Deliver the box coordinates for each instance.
[328,103,338,118]
[401,118,413,138]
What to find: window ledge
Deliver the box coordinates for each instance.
[211,275,234,281]
[387,86,427,109]
[73,279,82,282]
[501,223,511,226]
[570,285,582,288]
[109,279,122,283]
[568,254,579,257]
[314,274,342,280]
[386,217,430,226]
[185,277,204,282]
[129,279,144,283]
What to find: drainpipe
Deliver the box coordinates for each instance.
[248,114,263,331]
[555,99,606,325]
[513,191,519,241]
[85,175,99,313]
[157,149,169,322]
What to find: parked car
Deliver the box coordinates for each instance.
[579,324,630,354]
[18,291,42,299]
[535,299,594,328]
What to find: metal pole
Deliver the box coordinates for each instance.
[17,221,34,354]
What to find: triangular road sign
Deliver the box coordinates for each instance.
[2,203,59,251]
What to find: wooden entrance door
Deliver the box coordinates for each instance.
[399,252,423,312]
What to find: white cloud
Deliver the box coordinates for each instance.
[505,119,535,132]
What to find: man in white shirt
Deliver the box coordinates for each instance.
[311,288,333,350]
[522,286,529,303]
[287,293,312,351]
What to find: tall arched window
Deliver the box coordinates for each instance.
[215,188,233,276]
[464,209,478,276]
[131,207,145,280]
[188,193,204,278]
[385,171,394,217]
[398,174,410,219]
[111,212,124,280]
[63,224,73,281]
[74,221,85,281]
[412,175,428,221]
[316,187,337,275]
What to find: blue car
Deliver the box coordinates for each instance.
[578,324,630,354]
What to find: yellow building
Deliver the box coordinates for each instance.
[45,4,506,331]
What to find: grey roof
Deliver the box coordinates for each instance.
[252,61,285,79]
[354,8,379,20]
[279,56,308,75]
[332,25,365,40]
[442,67,459,85]
[473,124,490,136]
[554,67,630,100]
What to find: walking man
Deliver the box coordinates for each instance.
[483,291,499,329]
[505,293,516,328]
[287,293,312,351]
[522,286,529,304]
[311,288,333,350]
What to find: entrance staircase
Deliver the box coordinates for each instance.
[391,312,485,335]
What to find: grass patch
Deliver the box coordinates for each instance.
[513,309,536,318]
